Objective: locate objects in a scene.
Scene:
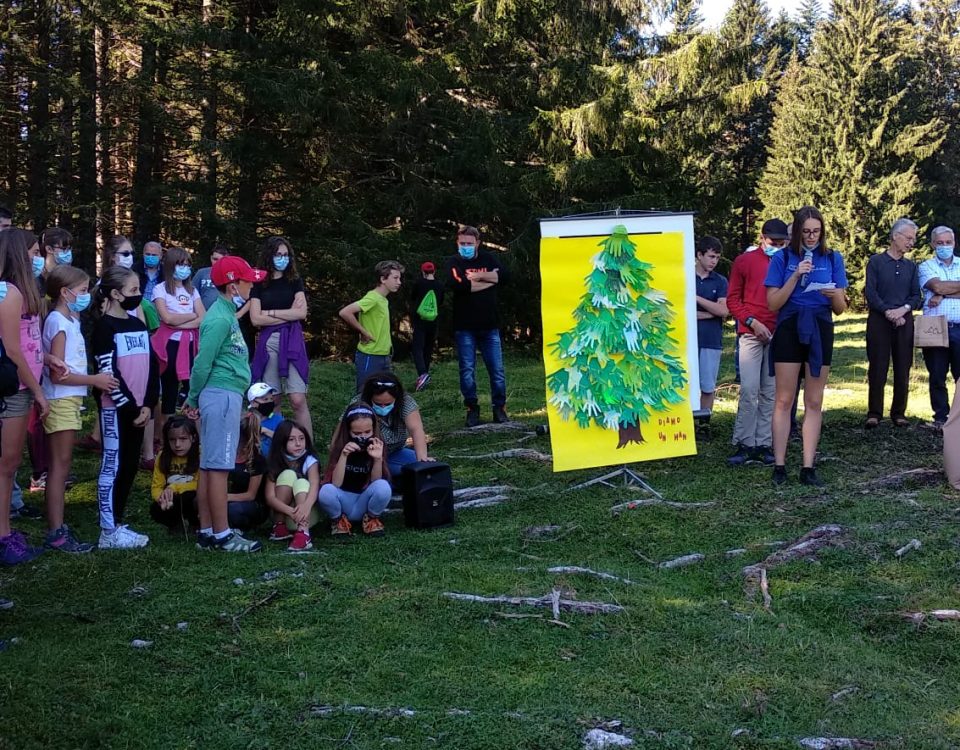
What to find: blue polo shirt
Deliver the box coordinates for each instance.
[764,247,848,309]
[696,271,728,350]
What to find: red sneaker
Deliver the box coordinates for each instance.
[287,530,312,552]
[269,521,293,541]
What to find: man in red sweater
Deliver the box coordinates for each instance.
[726,219,789,466]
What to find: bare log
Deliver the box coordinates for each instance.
[611,498,715,515]
[798,738,877,749]
[903,609,960,624]
[894,539,921,558]
[454,496,510,510]
[443,591,624,615]
[547,566,635,585]
[456,448,552,463]
[658,553,705,570]
[453,485,513,500]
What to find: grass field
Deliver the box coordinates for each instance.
[2,314,959,749]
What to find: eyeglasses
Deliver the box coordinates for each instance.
[116,251,133,257]
[800,228,821,236]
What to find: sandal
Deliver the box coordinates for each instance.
[864,417,880,429]
[893,417,910,428]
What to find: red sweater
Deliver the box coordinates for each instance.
[727,250,777,335]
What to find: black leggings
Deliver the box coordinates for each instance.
[150,491,199,531]
[160,337,193,415]
[97,406,146,529]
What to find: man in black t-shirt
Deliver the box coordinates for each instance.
[411,261,444,391]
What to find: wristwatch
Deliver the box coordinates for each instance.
[745,316,755,327]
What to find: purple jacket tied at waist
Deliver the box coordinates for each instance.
[151,324,199,381]
[252,321,309,383]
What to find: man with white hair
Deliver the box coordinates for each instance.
[918,225,960,428]
[863,218,922,428]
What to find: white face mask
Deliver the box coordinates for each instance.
[117,254,134,269]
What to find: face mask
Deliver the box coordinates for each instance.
[255,402,274,417]
[458,244,476,260]
[273,255,290,272]
[233,295,245,309]
[0,282,7,302]
[173,265,191,281]
[372,402,395,417]
[31,256,44,278]
[55,249,73,265]
[67,292,91,313]
[119,293,143,311]
[763,244,781,257]
[936,245,954,261]
[284,450,305,462]
[116,253,134,269]
[143,254,160,269]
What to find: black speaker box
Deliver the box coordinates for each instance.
[401,461,454,529]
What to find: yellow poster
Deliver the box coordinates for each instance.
[541,224,696,472]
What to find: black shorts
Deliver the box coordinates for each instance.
[771,314,834,367]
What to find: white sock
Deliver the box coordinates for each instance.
[200,527,213,536]
[213,529,231,540]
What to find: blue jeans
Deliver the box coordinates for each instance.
[922,324,960,422]
[388,447,418,484]
[318,479,392,522]
[354,352,392,393]
[10,478,22,511]
[455,329,506,407]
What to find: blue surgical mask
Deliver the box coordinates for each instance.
[763,244,780,257]
[273,255,290,272]
[284,450,305,463]
[55,249,73,265]
[173,265,191,281]
[67,292,91,314]
[31,256,44,277]
[458,244,476,260]
[372,402,395,417]
[143,254,161,268]
[232,294,245,309]
[0,282,7,302]
[936,245,955,261]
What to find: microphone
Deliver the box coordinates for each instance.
[800,249,813,288]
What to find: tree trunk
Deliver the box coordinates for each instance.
[55,4,76,236]
[0,2,21,210]
[199,0,219,245]
[76,1,98,266]
[617,424,644,448]
[131,32,158,247]
[27,0,52,231]
[95,18,115,238]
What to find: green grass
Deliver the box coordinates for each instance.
[2,314,960,749]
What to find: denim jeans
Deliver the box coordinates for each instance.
[387,447,418,483]
[455,329,506,407]
[10,478,22,511]
[354,351,392,393]
[318,479,392,522]
[922,324,960,422]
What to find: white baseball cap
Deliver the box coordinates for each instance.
[246,382,278,403]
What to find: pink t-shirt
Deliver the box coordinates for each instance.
[19,310,42,390]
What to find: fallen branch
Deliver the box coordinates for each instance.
[610,498,715,515]
[453,485,513,500]
[860,468,941,491]
[830,685,860,702]
[759,568,773,613]
[743,524,846,599]
[310,704,416,719]
[903,609,960,624]
[455,448,551,463]
[454,495,510,510]
[658,553,705,570]
[449,422,532,437]
[798,738,877,749]
[547,566,636,585]
[894,539,921,558]
[229,590,280,633]
[443,591,624,615]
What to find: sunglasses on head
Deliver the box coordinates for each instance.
[374,380,397,388]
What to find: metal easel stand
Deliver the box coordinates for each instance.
[568,465,663,500]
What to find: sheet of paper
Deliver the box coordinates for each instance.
[803,282,836,293]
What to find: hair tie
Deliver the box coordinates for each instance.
[345,405,375,419]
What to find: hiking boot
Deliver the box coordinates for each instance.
[492,405,509,424]
[9,503,42,521]
[44,525,94,554]
[799,467,825,487]
[287,530,313,553]
[330,515,352,537]
[772,465,788,486]
[727,445,752,467]
[415,373,431,392]
[98,525,149,549]
[0,531,43,566]
[465,405,481,428]
[212,531,261,553]
[269,521,293,541]
[752,446,775,466]
[28,473,46,493]
[362,513,385,537]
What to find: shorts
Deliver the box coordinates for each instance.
[698,348,722,394]
[262,332,308,394]
[1,389,33,419]
[198,387,242,471]
[771,315,834,367]
[43,396,83,433]
[277,469,321,531]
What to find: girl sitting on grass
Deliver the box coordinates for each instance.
[264,419,320,553]
[226,410,269,532]
[149,415,200,534]
[318,404,391,538]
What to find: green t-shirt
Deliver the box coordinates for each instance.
[186,295,250,407]
[357,290,391,355]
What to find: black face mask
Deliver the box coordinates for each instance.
[119,293,143,311]
[255,402,274,417]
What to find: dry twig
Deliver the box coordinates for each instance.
[610,498,715,515]
[759,568,773,613]
[658,553,705,570]
[229,590,280,633]
[453,485,513,500]
[903,609,960,624]
[443,591,624,615]
[454,496,510,510]
[894,539,921,558]
[547,566,635,585]
[455,448,552,463]
[798,738,877,749]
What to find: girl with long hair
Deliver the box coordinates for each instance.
[264,419,320,552]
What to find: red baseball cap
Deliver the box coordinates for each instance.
[421,261,435,273]
[211,256,266,286]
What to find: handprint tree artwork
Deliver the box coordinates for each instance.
[546,225,688,449]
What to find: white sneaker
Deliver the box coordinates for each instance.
[99,525,150,549]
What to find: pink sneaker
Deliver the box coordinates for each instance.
[287,530,312,553]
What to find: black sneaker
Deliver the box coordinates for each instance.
[799,467,824,487]
[772,465,787,485]
[9,503,42,520]
[492,405,509,424]
[465,405,481,428]
[727,445,752,467]
[752,446,775,466]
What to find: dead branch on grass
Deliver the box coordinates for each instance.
[658,553,705,570]
[454,495,510,510]
[453,485,513,500]
[798,738,877,749]
[443,591,624,615]
[859,468,941,491]
[610,498,715,515]
[455,448,552,463]
[759,568,773,613]
[894,539,921,558]
[743,524,846,599]
[228,590,280,633]
[449,422,532,438]
[547,566,635,585]
[903,609,960,624]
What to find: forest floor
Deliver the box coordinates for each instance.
[1,314,959,749]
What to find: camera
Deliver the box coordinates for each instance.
[350,436,371,449]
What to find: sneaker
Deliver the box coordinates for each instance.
[77,435,102,452]
[492,405,509,424]
[415,373,431,392]
[727,445,752,467]
[65,473,78,489]
[362,513,385,537]
[465,405,481,428]
[752,446,775,466]
[139,458,155,473]
[195,531,215,550]
[799,467,825,487]
[212,531,261,553]
[98,525,149,549]
[269,521,293,541]
[287,530,313,552]
[10,503,42,520]
[44,525,94,554]
[772,465,788,486]
[28,473,46,493]
[0,531,43,566]
[331,515,352,537]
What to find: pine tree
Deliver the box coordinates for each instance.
[546,225,687,448]
[796,0,823,57]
